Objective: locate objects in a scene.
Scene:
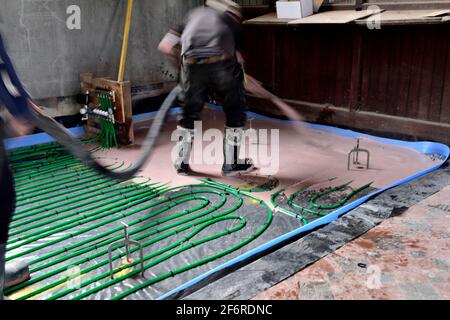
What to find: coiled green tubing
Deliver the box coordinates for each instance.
[6,142,273,300]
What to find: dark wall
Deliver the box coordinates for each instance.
[360,24,450,124]
[242,22,450,126]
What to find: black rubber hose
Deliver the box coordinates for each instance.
[27,85,182,181]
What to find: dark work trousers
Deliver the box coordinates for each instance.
[179,58,247,130]
[0,125,15,245]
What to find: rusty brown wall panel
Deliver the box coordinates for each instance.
[385,30,404,116]
[429,27,449,123]
[242,25,276,91]
[335,33,351,107]
[417,27,438,120]
[441,46,450,124]
[360,28,406,116]
[405,27,427,120]
[382,33,399,114]
[271,26,354,104]
[242,22,449,124]
[359,25,449,123]
[242,24,354,104]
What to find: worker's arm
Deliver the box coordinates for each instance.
[3,115,33,137]
[158,29,181,56]
[0,44,30,119]
[158,26,183,68]
[0,34,34,136]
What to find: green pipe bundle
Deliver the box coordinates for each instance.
[97,93,119,149]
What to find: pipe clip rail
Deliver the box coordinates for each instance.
[108,222,145,279]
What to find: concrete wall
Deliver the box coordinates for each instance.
[0,0,201,103]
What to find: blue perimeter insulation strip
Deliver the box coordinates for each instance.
[5,126,85,150]
[159,105,450,300]
[4,106,449,300]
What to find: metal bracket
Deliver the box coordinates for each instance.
[347,138,370,170]
[108,222,145,279]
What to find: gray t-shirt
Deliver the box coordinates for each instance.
[177,7,240,58]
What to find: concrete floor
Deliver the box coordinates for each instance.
[97,107,438,205]
[254,185,450,300]
[113,108,446,300]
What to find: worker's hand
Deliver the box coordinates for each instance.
[244,75,268,98]
[6,98,44,136]
[6,117,33,137]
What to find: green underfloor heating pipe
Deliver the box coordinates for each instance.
[271,180,372,225]
[6,143,273,300]
[7,140,373,300]
[201,176,279,193]
[10,179,153,229]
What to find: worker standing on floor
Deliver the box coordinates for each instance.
[158,0,255,176]
[0,33,33,300]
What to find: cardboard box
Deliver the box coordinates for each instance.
[276,1,314,19]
